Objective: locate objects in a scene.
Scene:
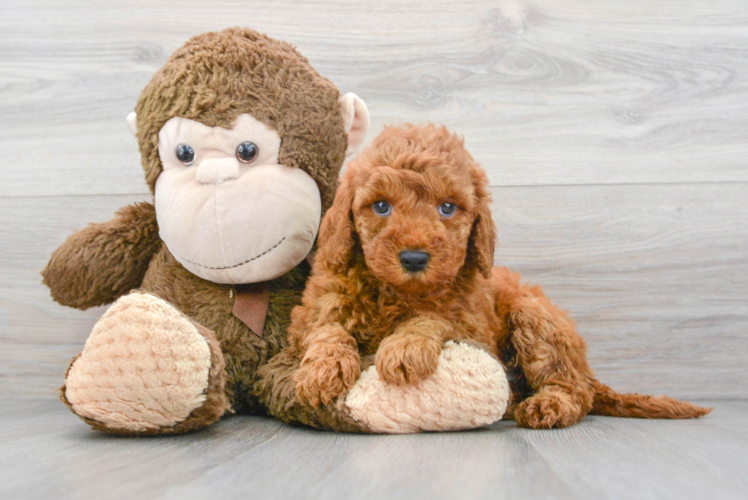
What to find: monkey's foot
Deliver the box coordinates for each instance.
[61,291,229,436]
[345,341,509,433]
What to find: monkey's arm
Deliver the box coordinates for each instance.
[42,202,161,310]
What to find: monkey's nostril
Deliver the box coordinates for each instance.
[399,250,430,273]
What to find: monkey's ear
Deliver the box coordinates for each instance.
[339,93,369,157]
[126,112,138,137]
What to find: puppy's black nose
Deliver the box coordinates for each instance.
[399,250,430,273]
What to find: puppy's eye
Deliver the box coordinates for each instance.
[372,200,392,216]
[175,144,195,165]
[236,141,259,163]
[439,202,457,217]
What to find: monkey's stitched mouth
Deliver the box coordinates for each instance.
[178,237,286,270]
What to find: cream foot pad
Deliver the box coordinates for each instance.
[64,292,213,432]
[345,341,509,433]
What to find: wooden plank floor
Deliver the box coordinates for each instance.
[1,397,745,500]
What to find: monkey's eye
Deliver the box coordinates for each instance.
[175,144,195,165]
[438,202,457,217]
[372,200,392,217]
[236,141,259,163]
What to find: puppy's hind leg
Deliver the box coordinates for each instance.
[507,289,596,429]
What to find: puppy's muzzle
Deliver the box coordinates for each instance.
[399,250,430,273]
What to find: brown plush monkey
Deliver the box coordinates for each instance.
[43,28,508,435]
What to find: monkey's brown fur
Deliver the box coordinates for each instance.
[286,123,711,428]
[43,28,359,434]
[135,27,347,210]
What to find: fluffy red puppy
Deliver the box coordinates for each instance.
[288,123,710,428]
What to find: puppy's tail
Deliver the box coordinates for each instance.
[590,380,712,419]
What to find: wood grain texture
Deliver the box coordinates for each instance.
[1,0,748,197]
[0,398,746,500]
[0,1,746,399]
[493,183,748,398]
[2,183,745,399]
[1,2,746,494]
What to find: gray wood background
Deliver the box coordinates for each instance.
[2,3,747,500]
[1,0,747,402]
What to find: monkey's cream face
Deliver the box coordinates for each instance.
[155,114,321,284]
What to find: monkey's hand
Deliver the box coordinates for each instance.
[42,202,161,310]
[375,317,447,386]
[293,324,361,407]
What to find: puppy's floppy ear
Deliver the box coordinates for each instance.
[316,171,357,274]
[465,171,497,278]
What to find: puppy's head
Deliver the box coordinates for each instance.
[317,124,496,293]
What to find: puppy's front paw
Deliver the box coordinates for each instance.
[294,348,361,407]
[375,333,442,386]
[514,391,584,429]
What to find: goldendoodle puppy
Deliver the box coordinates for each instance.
[288,123,710,428]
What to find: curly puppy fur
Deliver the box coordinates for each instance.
[287,123,711,429]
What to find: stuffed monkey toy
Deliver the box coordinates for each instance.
[42,28,509,435]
